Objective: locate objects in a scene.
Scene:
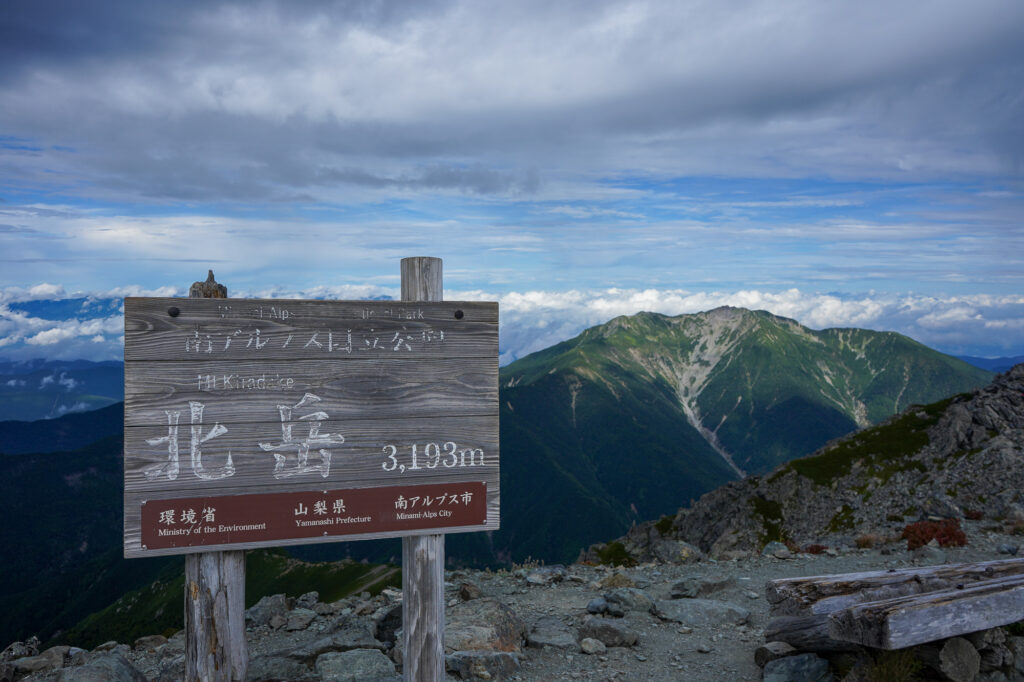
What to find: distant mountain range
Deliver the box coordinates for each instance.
[0,359,122,421]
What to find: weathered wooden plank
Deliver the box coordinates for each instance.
[125,298,496,361]
[762,615,862,653]
[401,256,447,682]
[124,357,497,426]
[403,534,445,681]
[767,558,1024,617]
[125,414,498,494]
[185,550,247,681]
[124,475,500,557]
[827,573,1024,649]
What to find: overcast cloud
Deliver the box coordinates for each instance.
[1,0,1022,361]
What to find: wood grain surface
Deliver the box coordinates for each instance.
[124,294,498,558]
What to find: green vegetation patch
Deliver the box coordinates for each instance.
[750,496,787,546]
[594,541,636,567]
[826,505,856,533]
[654,515,675,536]
[785,395,963,487]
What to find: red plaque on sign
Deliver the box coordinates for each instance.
[141,482,487,551]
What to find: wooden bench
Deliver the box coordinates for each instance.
[766,558,1024,650]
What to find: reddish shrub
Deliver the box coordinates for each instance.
[902,519,967,550]
[803,544,828,555]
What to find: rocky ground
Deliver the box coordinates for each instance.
[4,520,1024,681]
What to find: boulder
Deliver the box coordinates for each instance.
[604,587,653,614]
[445,599,526,653]
[246,594,291,628]
[446,650,520,681]
[526,616,579,651]
[580,638,607,655]
[938,637,981,682]
[285,607,318,631]
[652,598,749,627]
[247,655,317,682]
[577,615,638,648]
[35,652,148,682]
[315,648,396,681]
[762,652,834,681]
[524,565,567,586]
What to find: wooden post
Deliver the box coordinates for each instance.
[184,271,248,682]
[401,257,446,682]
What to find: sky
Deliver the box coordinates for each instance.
[1,0,1023,364]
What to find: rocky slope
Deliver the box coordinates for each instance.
[5,524,1024,681]
[592,363,1024,563]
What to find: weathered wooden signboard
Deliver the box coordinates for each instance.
[123,297,498,558]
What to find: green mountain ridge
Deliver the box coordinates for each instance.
[495,307,991,562]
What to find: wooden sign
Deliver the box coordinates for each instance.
[123,297,498,558]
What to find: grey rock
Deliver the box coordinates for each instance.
[1007,636,1024,674]
[132,635,167,651]
[2,638,40,662]
[526,616,579,651]
[315,648,396,682]
[372,603,403,647]
[580,638,607,655]
[669,576,736,599]
[998,544,1020,556]
[586,597,608,614]
[13,646,69,675]
[524,565,567,586]
[459,582,483,601]
[247,655,316,682]
[651,539,704,564]
[651,598,750,627]
[755,641,798,668]
[762,652,834,682]
[762,541,793,559]
[295,591,320,609]
[446,650,520,681]
[246,594,291,628]
[89,642,119,653]
[911,544,946,563]
[445,598,527,653]
[578,615,638,648]
[285,620,386,663]
[285,607,318,631]
[31,652,147,682]
[604,587,653,614]
[939,637,981,682]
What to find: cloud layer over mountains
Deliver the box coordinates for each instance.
[2,284,1021,364]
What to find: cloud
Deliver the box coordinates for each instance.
[1,1,1022,206]
[0,284,1021,365]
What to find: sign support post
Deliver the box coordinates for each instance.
[183,272,247,682]
[400,257,446,681]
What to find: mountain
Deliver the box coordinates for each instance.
[494,307,992,562]
[958,355,1024,373]
[594,363,1024,562]
[0,402,122,455]
[0,359,123,421]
